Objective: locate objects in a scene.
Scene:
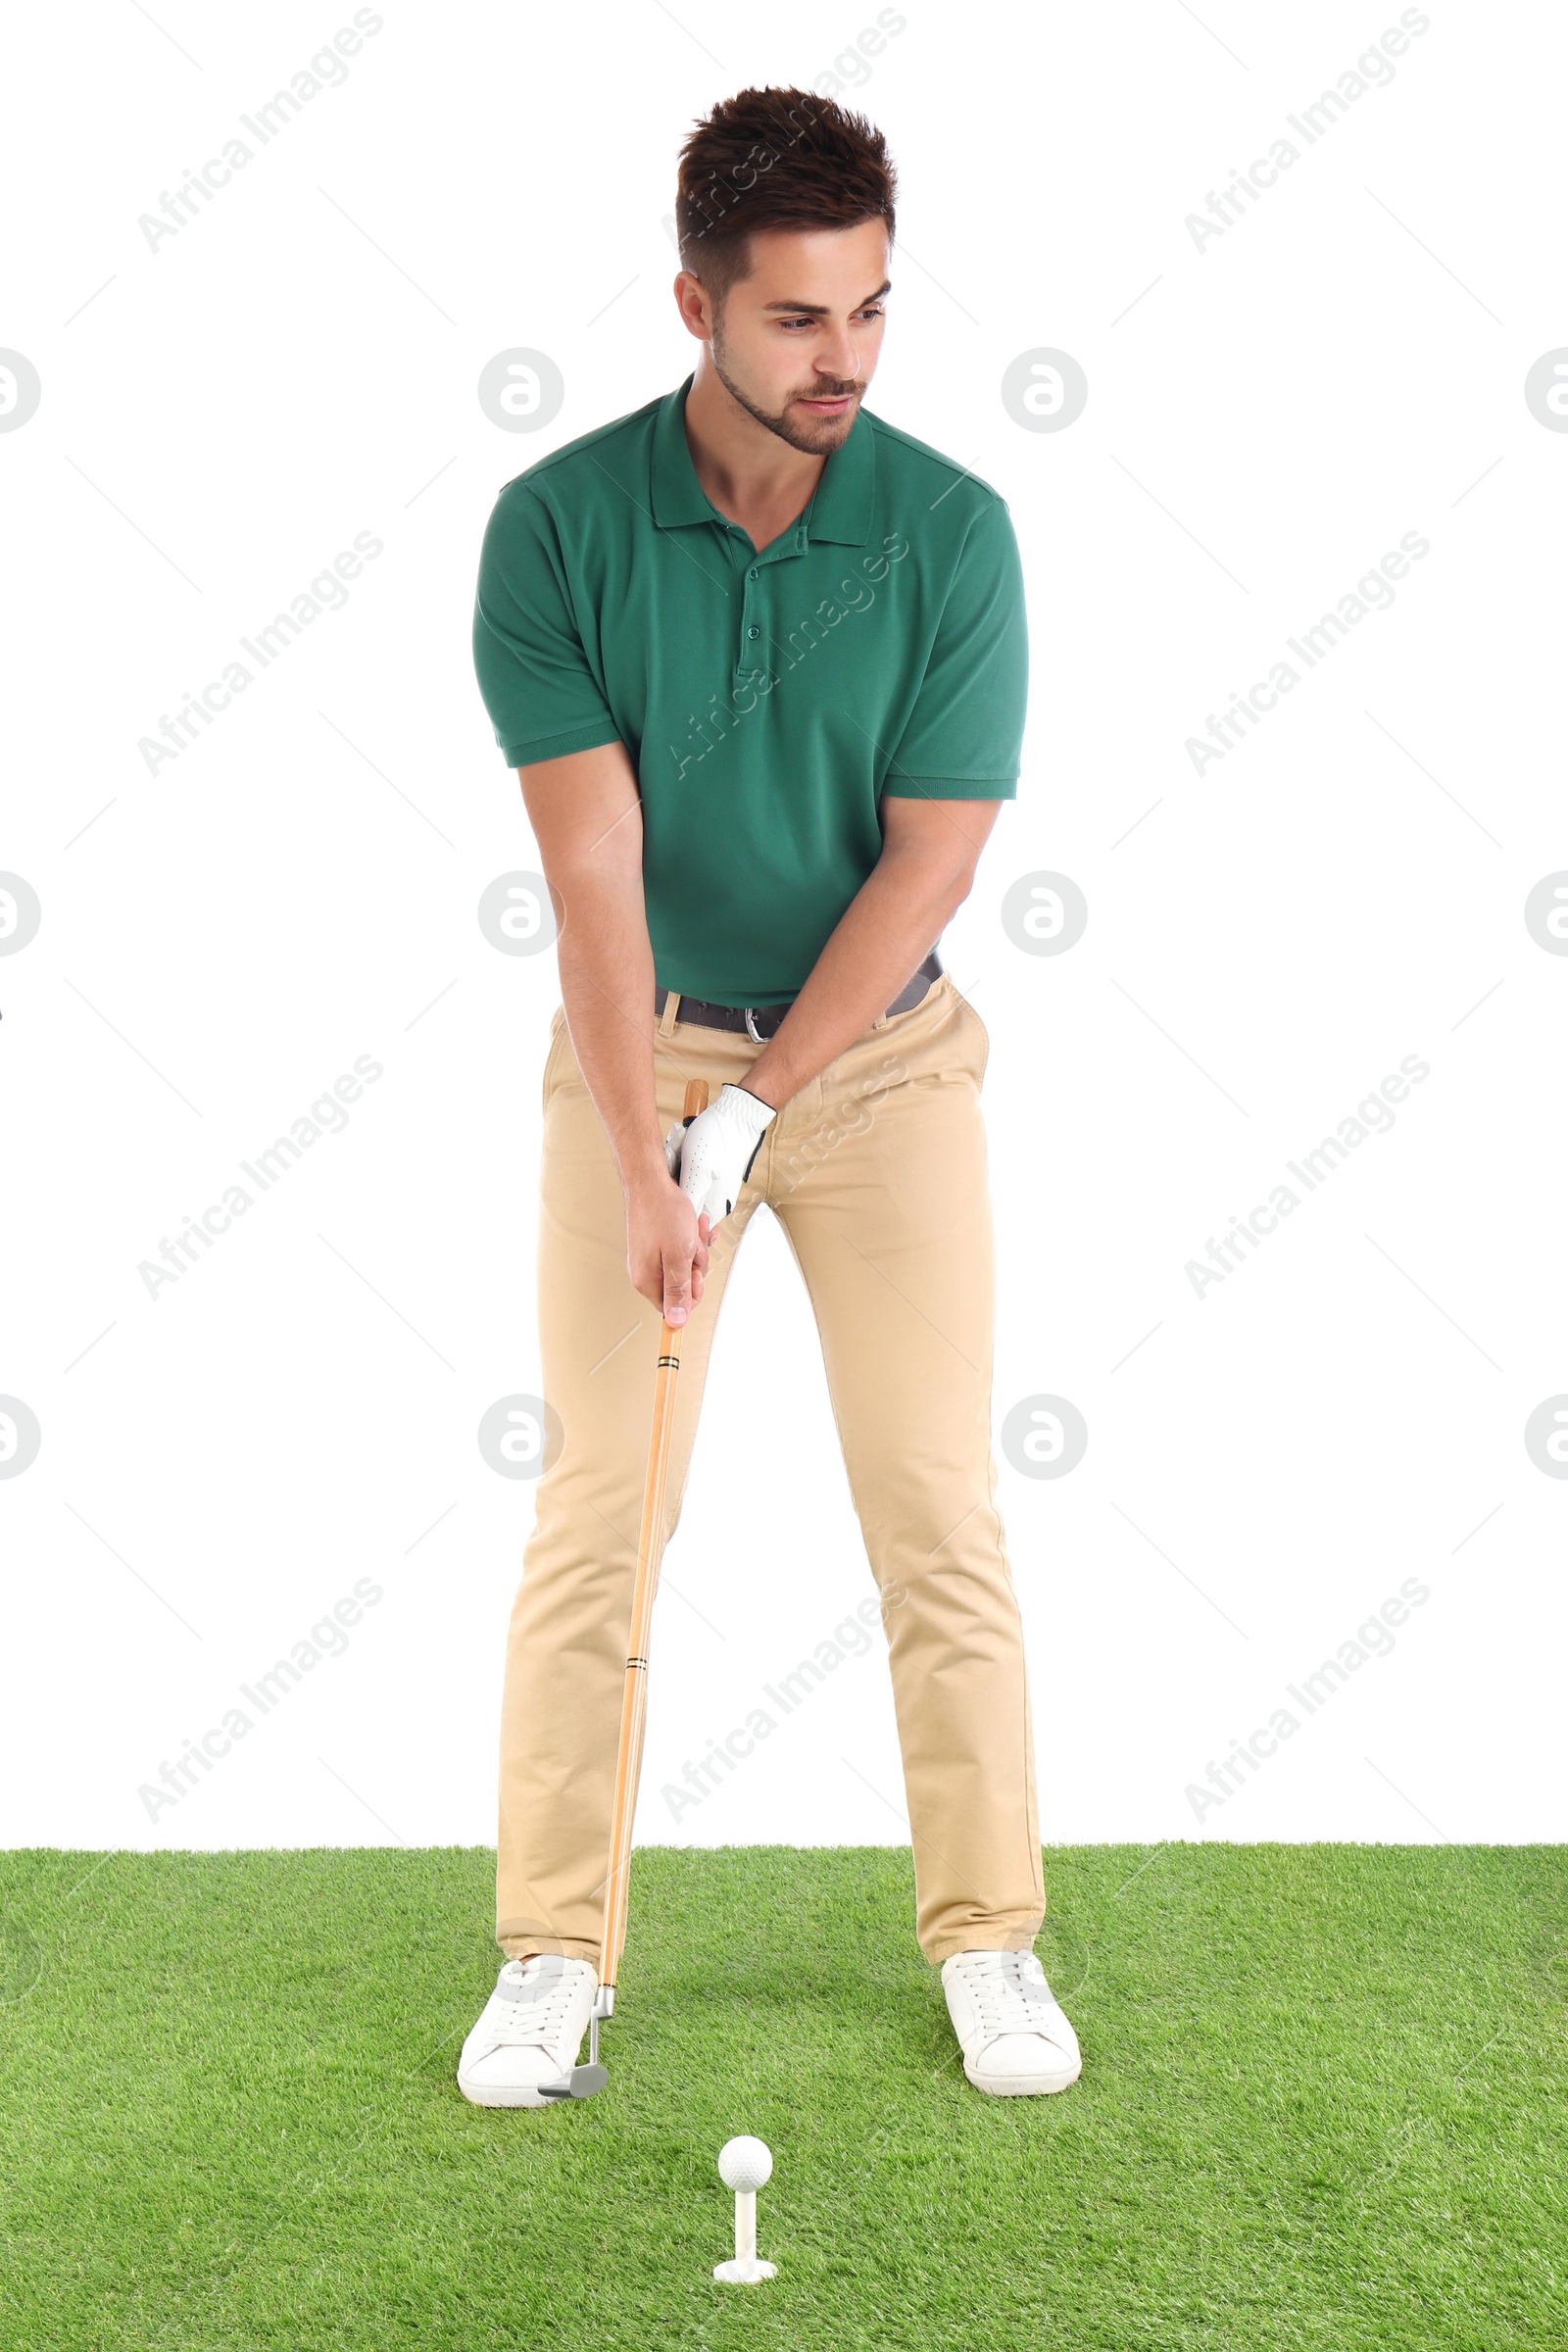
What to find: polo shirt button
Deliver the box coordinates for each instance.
[748,624,760,638]
[748,567,759,580]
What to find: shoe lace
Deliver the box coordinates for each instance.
[492,1962,577,2047]
[959,1950,1054,2036]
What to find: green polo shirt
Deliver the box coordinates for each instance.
[472,371,1027,1006]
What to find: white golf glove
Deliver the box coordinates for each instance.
[663,1083,776,1225]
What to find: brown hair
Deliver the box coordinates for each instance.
[675,85,898,312]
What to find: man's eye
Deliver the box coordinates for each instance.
[779,307,886,329]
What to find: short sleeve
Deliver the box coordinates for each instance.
[472,486,621,768]
[880,496,1028,800]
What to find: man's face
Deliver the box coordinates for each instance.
[682,218,891,455]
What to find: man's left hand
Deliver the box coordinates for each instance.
[663,1083,776,1224]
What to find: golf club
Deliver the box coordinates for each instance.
[539,1074,710,2099]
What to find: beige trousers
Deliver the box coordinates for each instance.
[497,971,1045,1969]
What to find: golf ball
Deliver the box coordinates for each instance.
[718,2135,772,2193]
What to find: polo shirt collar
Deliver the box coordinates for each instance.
[650,372,874,547]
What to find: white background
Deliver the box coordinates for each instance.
[3,0,1564,1863]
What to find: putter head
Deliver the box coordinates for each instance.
[537,2062,610,2101]
[536,1980,612,2098]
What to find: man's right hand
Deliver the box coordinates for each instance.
[624,1172,712,1327]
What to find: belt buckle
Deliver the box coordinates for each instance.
[743,1005,765,1045]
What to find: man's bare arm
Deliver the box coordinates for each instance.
[517,739,710,1320]
[743,796,1004,1109]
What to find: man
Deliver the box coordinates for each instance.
[460,85,1080,2105]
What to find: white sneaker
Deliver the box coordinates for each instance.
[941,1947,1082,2096]
[457,1954,599,2108]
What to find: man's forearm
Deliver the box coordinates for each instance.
[552,867,668,1195]
[744,816,992,1109]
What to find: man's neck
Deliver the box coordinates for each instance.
[681,362,827,545]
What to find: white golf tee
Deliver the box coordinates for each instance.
[713,2190,776,2284]
[713,2134,776,2283]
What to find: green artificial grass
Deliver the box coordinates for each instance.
[0,1844,1563,2349]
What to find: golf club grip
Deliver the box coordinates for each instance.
[600,1074,710,1994]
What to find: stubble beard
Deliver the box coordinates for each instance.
[708,317,860,456]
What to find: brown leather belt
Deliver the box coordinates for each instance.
[655,948,944,1043]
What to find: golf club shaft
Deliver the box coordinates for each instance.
[598,1074,709,1999]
